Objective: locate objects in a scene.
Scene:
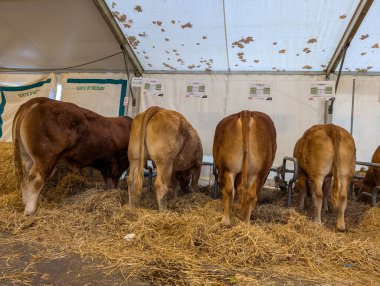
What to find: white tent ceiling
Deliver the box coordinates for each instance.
[0,0,125,72]
[0,0,379,75]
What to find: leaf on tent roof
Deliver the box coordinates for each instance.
[163,62,176,70]
[371,43,379,48]
[303,48,311,53]
[339,14,347,19]
[181,22,193,29]
[303,65,312,70]
[232,37,254,49]
[307,38,317,44]
[279,49,286,54]
[134,5,142,12]
[360,52,367,56]
[360,34,369,40]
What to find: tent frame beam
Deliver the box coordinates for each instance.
[325,0,374,78]
[92,0,143,76]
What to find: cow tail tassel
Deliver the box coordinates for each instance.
[330,125,342,209]
[241,110,251,190]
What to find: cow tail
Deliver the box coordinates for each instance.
[136,106,161,192]
[12,112,23,190]
[241,111,251,190]
[328,125,341,208]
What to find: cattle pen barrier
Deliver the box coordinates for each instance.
[351,161,380,207]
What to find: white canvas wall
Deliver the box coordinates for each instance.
[139,74,327,167]
[333,75,380,163]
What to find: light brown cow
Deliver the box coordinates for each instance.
[293,124,356,231]
[213,110,277,226]
[127,106,203,210]
[360,145,380,195]
[13,98,133,215]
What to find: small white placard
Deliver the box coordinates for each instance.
[309,81,335,100]
[186,82,207,98]
[131,77,145,87]
[123,96,129,107]
[142,79,163,97]
[249,82,272,100]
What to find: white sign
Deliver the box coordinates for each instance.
[131,77,144,87]
[309,81,335,100]
[142,79,163,97]
[186,82,207,98]
[249,82,272,100]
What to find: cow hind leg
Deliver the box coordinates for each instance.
[322,176,332,212]
[336,176,349,231]
[190,165,201,192]
[24,164,45,215]
[220,172,234,226]
[155,163,173,211]
[296,173,308,210]
[239,177,260,224]
[309,177,324,224]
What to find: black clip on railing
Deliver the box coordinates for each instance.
[354,161,380,207]
[280,157,299,207]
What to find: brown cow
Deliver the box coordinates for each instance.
[293,124,356,231]
[13,98,132,215]
[127,106,203,210]
[359,145,380,196]
[213,110,277,226]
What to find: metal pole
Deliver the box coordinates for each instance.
[350,79,356,134]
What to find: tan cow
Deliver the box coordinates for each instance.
[359,145,380,195]
[293,124,356,231]
[13,98,133,215]
[127,106,203,210]
[213,110,277,226]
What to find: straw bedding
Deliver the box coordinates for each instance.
[1,142,379,285]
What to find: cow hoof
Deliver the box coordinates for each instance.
[337,222,346,232]
[221,216,231,227]
[24,208,36,216]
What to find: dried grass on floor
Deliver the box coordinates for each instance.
[1,143,380,285]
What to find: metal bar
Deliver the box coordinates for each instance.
[148,166,153,192]
[144,70,326,75]
[222,0,230,72]
[335,43,349,91]
[356,161,380,168]
[325,0,374,78]
[281,157,299,182]
[92,0,143,76]
[372,186,380,207]
[287,179,294,208]
[213,165,219,199]
[350,79,356,134]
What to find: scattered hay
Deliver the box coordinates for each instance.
[1,143,380,285]
[0,142,16,195]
